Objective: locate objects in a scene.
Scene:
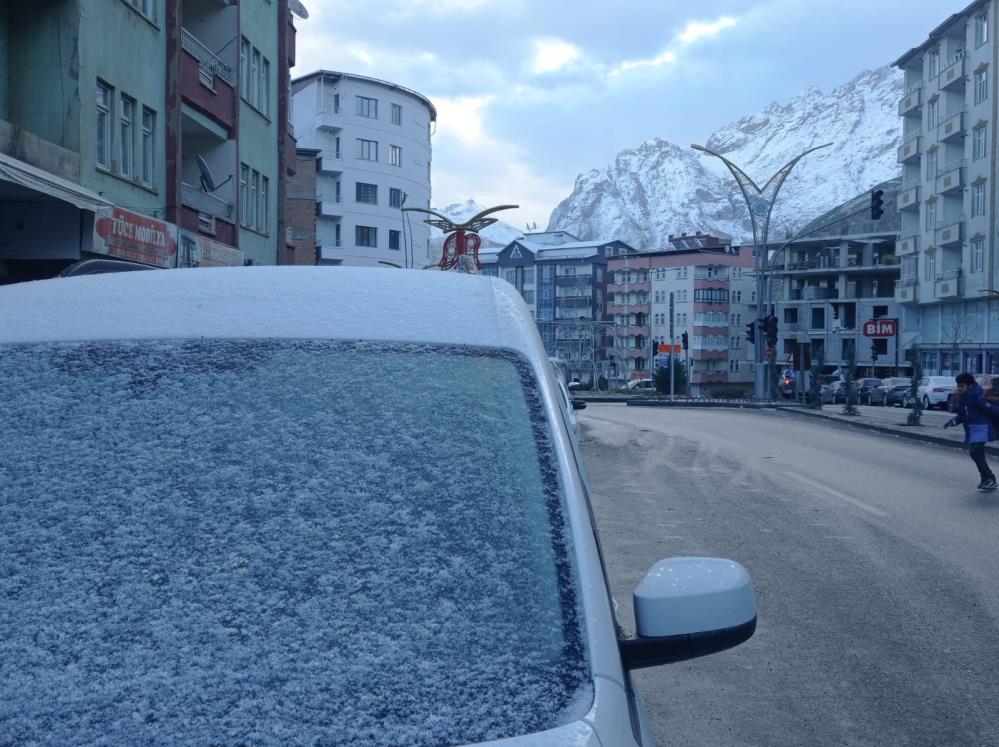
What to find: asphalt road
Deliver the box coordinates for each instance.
[579,403,999,747]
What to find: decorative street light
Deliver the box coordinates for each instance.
[402,204,518,273]
[691,143,831,399]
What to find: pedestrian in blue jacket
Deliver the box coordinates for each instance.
[944,372,999,490]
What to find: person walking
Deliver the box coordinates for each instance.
[944,372,999,490]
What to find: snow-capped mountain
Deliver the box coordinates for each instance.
[426,200,526,249]
[547,65,904,248]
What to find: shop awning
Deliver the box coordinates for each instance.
[0,152,114,213]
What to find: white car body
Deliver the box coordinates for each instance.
[916,375,958,410]
[0,267,756,745]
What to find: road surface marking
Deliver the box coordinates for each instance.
[788,472,889,518]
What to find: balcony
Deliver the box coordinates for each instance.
[180,29,236,129]
[896,234,920,255]
[895,278,918,304]
[555,296,593,309]
[897,185,920,211]
[939,56,966,90]
[935,216,965,247]
[935,161,965,194]
[316,200,343,219]
[316,104,343,130]
[317,149,343,173]
[898,83,922,115]
[897,135,921,163]
[606,302,650,315]
[614,324,650,337]
[691,349,728,361]
[938,110,965,143]
[181,182,234,221]
[556,274,594,287]
[935,269,963,298]
[606,280,649,293]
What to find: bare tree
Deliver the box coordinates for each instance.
[943,312,975,373]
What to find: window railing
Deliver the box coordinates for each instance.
[181,29,235,86]
[181,182,234,220]
[902,81,923,96]
[317,104,341,114]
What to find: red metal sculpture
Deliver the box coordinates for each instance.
[402,204,518,272]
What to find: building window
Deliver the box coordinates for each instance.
[355,225,377,247]
[356,96,378,118]
[391,103,402,125]
[976,68,989,104]
[389,187,403,208]
[926,148,937,180]
[925,200,936,230]
[389,229,401,251]
[929,48,940,78]
[261,58,270,116]
[924,252,936,280]
[249,169,259,228]
[973,182,987,217]
[977,12,989,47]
[96,81,112,170]
[240,38,250,95]
[974,125,987,160]
[259,175,269,233]
[523,289,535,304]
[250,47,260,106]
[141,107,155,186]
[240,163,249,221]
[926,98,938,129]
[240,38,269,114]
[357,139,378,161]
[973,238,986,272]
[389,145,401,167]
[356,182,378,204]
[120,94,135,178]
[123,0,155,22]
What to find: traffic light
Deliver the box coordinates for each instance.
[870,188,884,220]
[764,315,779,347]
[681,331,689,350]
[745,322,755,344]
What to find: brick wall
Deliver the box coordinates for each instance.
[285,150,318,265]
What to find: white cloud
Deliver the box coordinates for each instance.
[531,38,581,74]
[433,95,494,147]
[677,16,737,45]
[610,49,677,76]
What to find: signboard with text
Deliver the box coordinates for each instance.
[92,207,177,268]
[862,319,897,337]
[178,230,244,268]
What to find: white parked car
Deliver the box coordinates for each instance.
[0,267,756,745]
[915,375,958,410]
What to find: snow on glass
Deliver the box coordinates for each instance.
[0,340,589,744]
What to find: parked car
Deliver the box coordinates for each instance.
[0,267,756,745]
[886,381,913,407]
[818,374,844,403]
[915,375,958,410]
[946,373,999,412]
[627,377,656,391]
[871,377,911,406]
[857,378,883,405]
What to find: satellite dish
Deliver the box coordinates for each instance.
[289,0,309,19]
[196,155,216,192]
[196,155,233,193]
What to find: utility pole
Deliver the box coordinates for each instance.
[669,291,675,400]
[692,143,831,400]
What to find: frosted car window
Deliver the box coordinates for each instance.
[0,340,589,745]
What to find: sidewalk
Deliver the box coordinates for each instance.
[773,403,999,455]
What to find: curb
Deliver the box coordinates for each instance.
[773,406,999,456]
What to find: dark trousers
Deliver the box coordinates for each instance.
[969,442,995,481]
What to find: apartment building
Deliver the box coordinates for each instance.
[0,0,298,282]
[607,234,756,396]
[894,0,999,374]
[482,231,639,383]
[291,71,436,268]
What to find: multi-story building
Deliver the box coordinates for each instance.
[769,180,917,382]
[482,231,639,384]
[607,233,756,395]
[0,0,297,283]
[894,1,999,374]
[291,71,436,268]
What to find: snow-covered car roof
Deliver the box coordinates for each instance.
[0,266,544,357]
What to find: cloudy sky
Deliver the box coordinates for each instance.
[294,0,969,230]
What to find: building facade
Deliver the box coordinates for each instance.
[291,71,436,268]
[0,0,296,283]
[482,231,639,384]
[894,1,999,374]
[608,234,756,395]
[285,147,319,265]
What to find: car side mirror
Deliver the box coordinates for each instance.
[571,398,587,410]
[618,557,757,670]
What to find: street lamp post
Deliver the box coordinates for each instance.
[691,143,831,399]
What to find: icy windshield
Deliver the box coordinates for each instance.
[0,340,589,745]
